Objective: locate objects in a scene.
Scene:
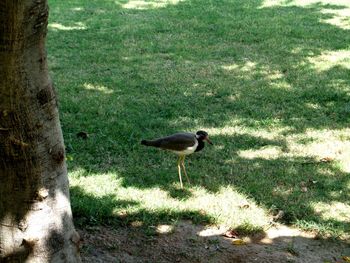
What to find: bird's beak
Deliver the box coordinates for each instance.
[205,137,213,145]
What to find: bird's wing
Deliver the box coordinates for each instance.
[157,133,196,151]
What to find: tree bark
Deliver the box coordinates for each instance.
[0,1,81,262]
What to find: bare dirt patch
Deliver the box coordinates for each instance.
[79,221,349,263]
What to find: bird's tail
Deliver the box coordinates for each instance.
[141,139,160,147]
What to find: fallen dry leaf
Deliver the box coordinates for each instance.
[231,238,246,245]
[301,186,308,192]
[343,256,350,262]
[320,157,334,163]
[239,204,250,209]
[199,209,207,216]
[130,221,143,227]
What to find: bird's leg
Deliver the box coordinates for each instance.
[180,155,190,184]
[177,156,183,188]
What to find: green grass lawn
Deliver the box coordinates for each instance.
[47,0,350,238]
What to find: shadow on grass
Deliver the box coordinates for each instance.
[168,186,193,200]
[70,185,214,227]
[47,0,350,237]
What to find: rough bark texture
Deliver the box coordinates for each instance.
[0,1,81,262]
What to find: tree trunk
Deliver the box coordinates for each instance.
[0,1,81,262]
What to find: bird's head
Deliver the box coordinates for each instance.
[195,130,213,145]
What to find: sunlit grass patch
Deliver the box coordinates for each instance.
[117,0,184,10]
[261,0,350,8]
[48,22,87,31]
[320,7,350,29]
[313,201,350,223]
[83,83,114,94]
[70,172,269,230]
[261,0,350,29]
[308,50,350,71]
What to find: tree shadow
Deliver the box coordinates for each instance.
[70,185,214,227]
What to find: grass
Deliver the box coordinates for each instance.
[47,0,350,238]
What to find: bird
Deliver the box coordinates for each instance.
[141,130,213,188]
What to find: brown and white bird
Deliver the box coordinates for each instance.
[141,130,213,188]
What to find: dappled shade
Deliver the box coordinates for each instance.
[47,0,350,238]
